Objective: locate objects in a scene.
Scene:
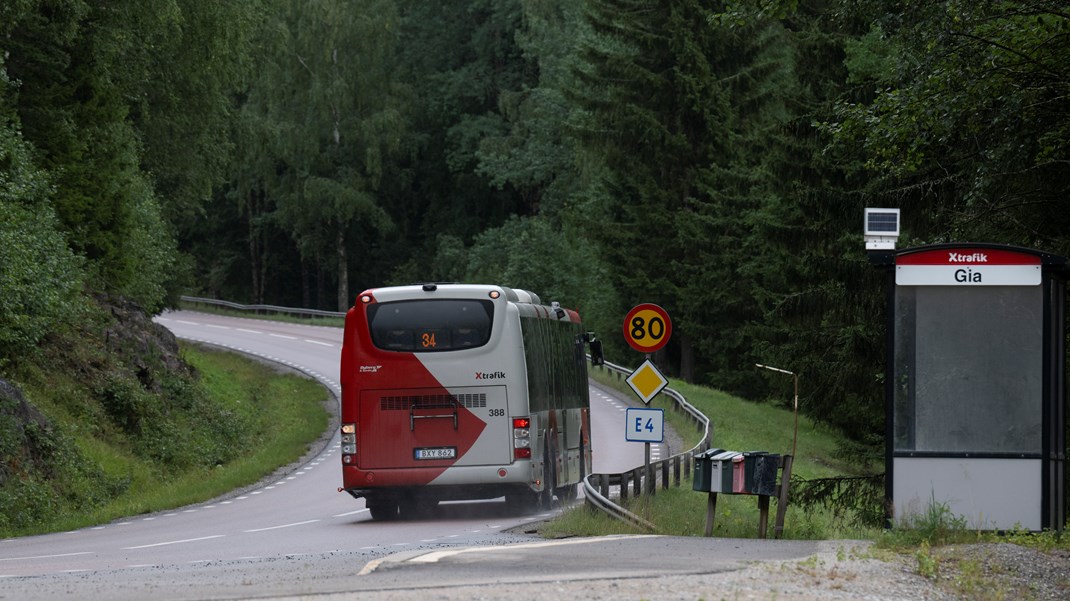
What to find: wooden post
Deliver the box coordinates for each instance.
[758,495,770,538]
[662,459,670,490]
[704,492,718,537]
[620,473,629,502]
[600,473,609,498]
[773,454,794,539]
[633,468,642,497]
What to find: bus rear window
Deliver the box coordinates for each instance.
[368,299,494,352]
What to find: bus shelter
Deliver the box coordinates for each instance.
[869,243,1067,531]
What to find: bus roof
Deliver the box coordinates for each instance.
[358,284,543,305]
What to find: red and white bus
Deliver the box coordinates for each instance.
[339,283,603,520]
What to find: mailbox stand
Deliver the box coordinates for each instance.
[696,452,793,538]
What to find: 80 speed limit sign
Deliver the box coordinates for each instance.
[623,303,672,353]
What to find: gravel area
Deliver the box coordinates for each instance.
[274,540,1069,601]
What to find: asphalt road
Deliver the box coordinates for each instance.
[1,310,715,600]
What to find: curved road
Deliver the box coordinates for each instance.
[1,310,715,599]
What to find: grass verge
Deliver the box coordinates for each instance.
[553,362,1070,598]
[548,363,883,540]
[4,344,329,536]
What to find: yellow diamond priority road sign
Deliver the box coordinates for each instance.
[626,359,668,405]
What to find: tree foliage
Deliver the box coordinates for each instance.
[0,116,83,364]
[828,1,1070,249]
[3,0,1068,450]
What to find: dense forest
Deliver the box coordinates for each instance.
[2,0,1068,450]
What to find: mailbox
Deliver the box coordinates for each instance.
[693,449,744,492]
[751,452,781,496]
[697,450,777,495]
[709,450,740,493]
[692,448,721,492]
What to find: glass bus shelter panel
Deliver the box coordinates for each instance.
[894,285,1044,454]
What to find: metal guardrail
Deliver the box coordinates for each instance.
[582,360,711,532]
[180,295,710,531]
[180,296,346,319]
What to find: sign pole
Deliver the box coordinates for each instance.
[623,303,672,498]
[645,351,651,495]
[645,441,653,496]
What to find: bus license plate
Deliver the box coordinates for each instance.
[414,447,456,460]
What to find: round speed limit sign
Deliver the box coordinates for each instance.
[623,303,672,353]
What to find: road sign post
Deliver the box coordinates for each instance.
[626,408,664,496]
[623,304,672,495]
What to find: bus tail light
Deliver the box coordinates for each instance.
[513,417,531,460]
[341,423,357,461]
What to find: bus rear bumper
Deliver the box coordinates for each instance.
[342,462,534,494]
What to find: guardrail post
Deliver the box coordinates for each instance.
[600,474,609,499]
[633,468,642,497]
[673,456,681,487]
[661,459,669,490]
[620,473,629,502]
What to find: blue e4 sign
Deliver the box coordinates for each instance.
[625,408,664,443]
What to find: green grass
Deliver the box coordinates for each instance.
[556,360,1070,590]
[549,363,884,540]
[589,363,858,479]
[4,344,329,536]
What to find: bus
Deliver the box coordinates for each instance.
[338,283,603,520]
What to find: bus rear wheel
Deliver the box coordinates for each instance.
[367,499,399,521]
[505,490,540,513]
[399,498,437,518]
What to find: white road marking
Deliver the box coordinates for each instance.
[332,509,368,518]
[0,551,94,562]
[122,535,225,550]
[409,535,656,564]
[269,334,297,340]
[243,520,319,533]
[304,339,333,347]
[206,324,230,330]
[236,328,262,334]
